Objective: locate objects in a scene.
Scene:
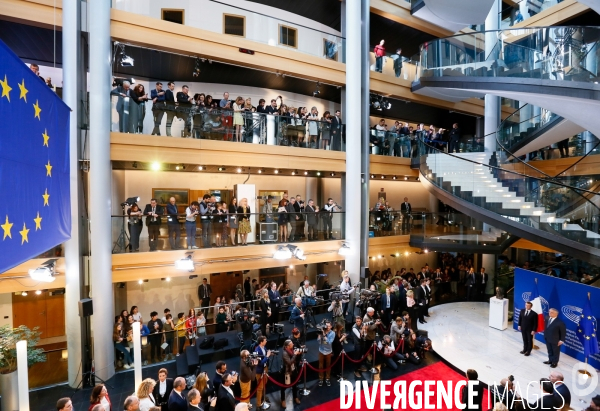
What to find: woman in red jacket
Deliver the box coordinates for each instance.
[374,39,386,73]
[88,384,111,411]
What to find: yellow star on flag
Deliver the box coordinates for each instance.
[45,160,52,177]
[34,212,42,231]
[1,215,13,240]
[42,188,50,206]
[19,222,30,245]
[42,129,50,147]
[33,99,41,119]
[18,79,28,102]
[0,74,11,101]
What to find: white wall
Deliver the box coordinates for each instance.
[0,293,13,327]
[113,0,342,60]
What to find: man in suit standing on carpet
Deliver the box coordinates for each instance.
[414,279,428,324]
[518,301,538,356]
[544,308,566,368]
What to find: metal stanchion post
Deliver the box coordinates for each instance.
[299,360,310,396]
[338,351,346,383]
[260,373,270,409]
[369,341,379,375]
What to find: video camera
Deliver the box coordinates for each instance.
[330,292,342,302]
[272,323,284,334]
[295,346,308,354]
[315,319,331,332]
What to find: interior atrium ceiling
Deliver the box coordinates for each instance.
[243,0,342,31]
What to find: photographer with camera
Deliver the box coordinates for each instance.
[237,309,254,350]
[290,298,306,342]
[239,350,258,407]
[390,316,408,345]
[199,194,213,248]
[363,307,381,344]
[351,316,369,377]
[339,272,353,316]
[254,336,273,408]
[322,198,341,240]
[328,294,345,328]
[378,334,406,370]
[317,320,335,387]
[281,340,302,407]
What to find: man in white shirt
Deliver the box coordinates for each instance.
[217,373,237,411]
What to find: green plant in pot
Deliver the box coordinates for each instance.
[0,325,46,374]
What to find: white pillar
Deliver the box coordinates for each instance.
[89,0,115,381]
[16,340,30,411]
[344,0,362,284]
[132,322,142,390]
[62,0,83,388]
[484,0,501,153]
[481,254,496,294]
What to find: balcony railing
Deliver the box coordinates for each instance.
[111,211,344,253]
[110,96,346,151]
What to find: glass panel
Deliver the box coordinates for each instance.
[111,211,344,253]
[499,0,562,30]
[224,15,245,37]
[110,96,346,152]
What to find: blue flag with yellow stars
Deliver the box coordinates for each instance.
[576,297,599,358]
[0,39,71,273]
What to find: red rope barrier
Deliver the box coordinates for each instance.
[265,363,306,388]
[343,344,374,363]
[234,375,263,401]
[304,351,342,373]
[376,338,404,358]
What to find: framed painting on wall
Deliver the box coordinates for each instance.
[152,188,190,206]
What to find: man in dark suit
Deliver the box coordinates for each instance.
[529,378,560,411]
[544,308,566,367]
[151,81,166,135]
[290,298,306,338]
[448,123,461,153]
[197,278,212,318]
[212,361,227,397]
[330,110,343,151]
[176,85,194,137]
[478,268,488,300]
[164,81,176,137]
[153,368,174,411]
[380,286,397,325]
[396,282,407,314]
[550,371,570,409]
[414,279,428,324]
[216,373,237,411]
[518,301,538,356]
[305,199,319,241]
[465,270,477,301]
[460,369,484,411]
[187,388,202,410]
[144,198,164,252]
[110,80,131,132]
[167,377,187,411]
[268,282,282,328]
[400,197,412,232]
[166,196,181,250]
[148,311,164,363]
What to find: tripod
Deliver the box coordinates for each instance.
[74,317,114,392]
[112,205,130,254]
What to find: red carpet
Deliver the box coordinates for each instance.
[305,362,490,411]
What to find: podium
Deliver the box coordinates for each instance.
[489,297,508,330]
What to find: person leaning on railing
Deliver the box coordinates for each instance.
[162,313,175,361]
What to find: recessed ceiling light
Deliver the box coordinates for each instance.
[381,175,385,179]
[138,279,143,284]
[258,169,262,174]
[274,169,279,174]
[304,171,308,175]
[151,162,160,171]
[330,172,335,177]
[404,176,408,180]
[175,166,180,170]
[35,290,42,295]
[393,176,397,180]
[370,174,374,178]
[198,166,203,171]
[237,168,242,173]
[292,171,296,175]
[317,172,321,176]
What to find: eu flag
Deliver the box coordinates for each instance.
[576,297,599,358]
[0,39,70,273]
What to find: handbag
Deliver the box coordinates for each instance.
[285,373,291,385]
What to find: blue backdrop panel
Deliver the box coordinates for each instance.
[513,268,600,368]
[0,39,71,273]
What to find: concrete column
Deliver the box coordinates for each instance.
[89,0,115,381]
[344,0,362,284]
[62,0,83,388]
[360,0,371,286]
[481,254,496,295]
[484,0,501,153]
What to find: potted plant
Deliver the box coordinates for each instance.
[0,325,46,411]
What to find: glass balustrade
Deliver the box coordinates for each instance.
[499,0,563,30]
[112,0,345,63]
[369,48,421,83]
[110,97,346,151]
[497,104,561,150]
[417,26,600,84]
[111,211,344,253]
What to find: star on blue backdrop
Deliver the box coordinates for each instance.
[0,39,71,273]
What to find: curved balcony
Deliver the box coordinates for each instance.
[411,26,600,136]
[410,0,496,33]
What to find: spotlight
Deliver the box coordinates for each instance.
[175,253,195,272]
[424,249,429,253]
[189,275,198,279]
[132,162,138,169]
[116,43,134,67]
[198,166,203,171]
[330,172,335,177]
[28,259,57,283]
[218,167,226,171]
[121,196,140,207]
[289,265,294,269]
[381,175,385,179]
[21,291,27,297]
[291,171,296,176]
[35,290,42,295]
[370,174,375,178]
[405,251,409,256]
[138,279,143,285]
[176,166,180,170]
[392,176,396,180]
[151,162,160,171]
[304,171,308,175]
[287,244,306,260]
[404,176,408,180]
[274,169,279,174]
[383,100,392,110]
[193,57,201,77]
[237,168,242,173]
[338,242,351,256]
[395,252,400,257]
[258,169,262,174]
[316,172,321,176]
[161,277,172,282]
[273,246,292,260]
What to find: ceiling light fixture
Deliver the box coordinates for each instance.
[198,166,203,171]
[28,259,58,283]
[338,242,351,256]
[304,171,308,175]
[175,252,195,272]
[151,162,160,171]
[274,169,279,174]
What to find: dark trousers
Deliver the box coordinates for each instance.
[280,370,299,402]
[149,335,161,360]
[152,108,165,135]
[395,67,402,78]
[449,139,459,153]
[375,56,383,72]
[270,306,279,326]
[148,224,160,250]
[323,218,333,238]
[382,308,393,325]
[521,330,534,353]
[168,224,181,249]
[201,297,210,317]
[466,285,475,301]
[201,219,211,248]
[308,223,318,240]
[547,342,561,364]
[401,213,410,231]
[129,223,142,251]
[557,139,569,157]
[165,110,176,136]
[178,336,186,354]
[417,304,425,322]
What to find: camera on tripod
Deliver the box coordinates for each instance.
[272,323,284,334]
[330,292,342,302]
